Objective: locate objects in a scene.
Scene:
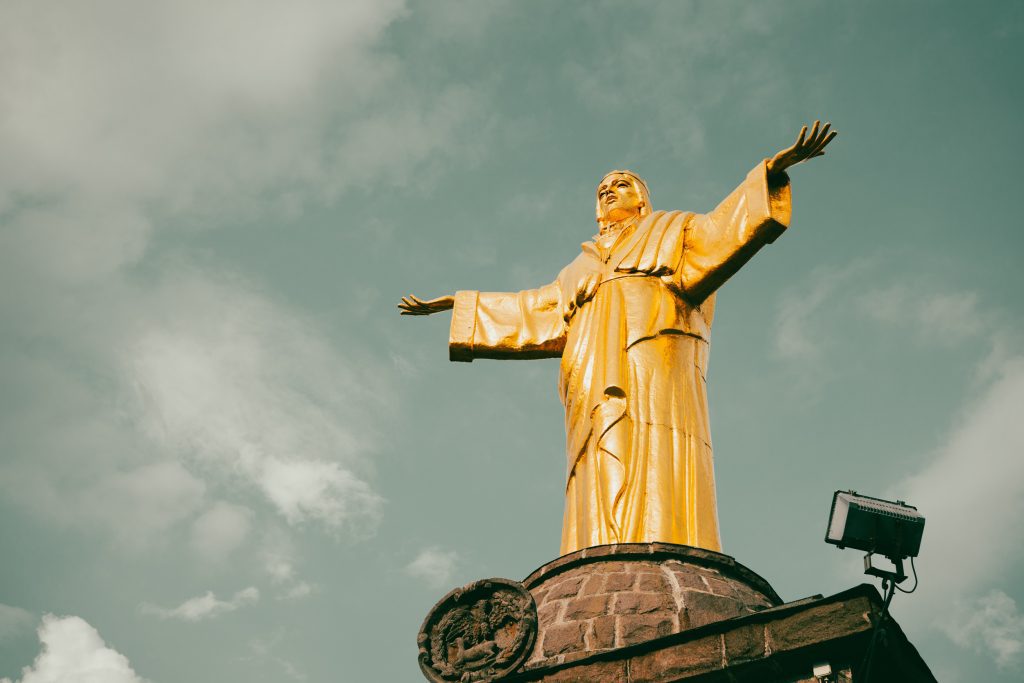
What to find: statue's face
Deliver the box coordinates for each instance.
[597,173,644,223]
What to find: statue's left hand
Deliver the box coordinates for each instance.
[398,294,455,316]
[766,120,837,178]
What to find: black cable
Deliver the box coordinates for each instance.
[895,556,918,594]
[860,577,896,683]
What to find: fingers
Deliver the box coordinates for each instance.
[795,125,808,148]
[806,120,821,147]
[398,295,429,315]
[811,128,838,155]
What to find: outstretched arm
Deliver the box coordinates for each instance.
[678,121,837,303]
[399,284,568,362]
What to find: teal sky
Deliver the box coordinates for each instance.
[1,1,1022,681]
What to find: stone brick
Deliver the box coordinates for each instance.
[767,599,872,652]
[670,568,710,591]
[616,614,674,646]
[591,615,616,649]
[723,623,766,665]
[613,592,673,615]
[579,574,604,596]
[542,621,587,657]
[628,635,723,682]
[604,572,636,592]
[563,594,610,621]
[706,576,741,598]
[537,600,563,627]
[637,571,671,593]
[682,590,745,628]
[546,576,585,600]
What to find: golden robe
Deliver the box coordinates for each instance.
[449,162,792,555]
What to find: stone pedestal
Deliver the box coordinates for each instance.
[417,543,936,682]
[523,543,779,668]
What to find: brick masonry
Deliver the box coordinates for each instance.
[504,584,935,682]
[521,544,781,668]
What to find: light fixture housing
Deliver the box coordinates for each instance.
[825,491,925,559]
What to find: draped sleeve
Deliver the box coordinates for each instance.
[449,282,568,362]
[677,160,792,304]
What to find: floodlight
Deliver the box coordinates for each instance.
[825,490,925,560]
[825,490,925,682]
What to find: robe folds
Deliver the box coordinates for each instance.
[449,161,792,555]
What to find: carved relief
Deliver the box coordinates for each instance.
[418,578,537,682]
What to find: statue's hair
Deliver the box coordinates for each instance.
[595,170,651,230]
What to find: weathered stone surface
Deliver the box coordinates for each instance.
[546,577,584,600]
[523,543,781,668]
[683,589,747,628]
[579,575,604,596]
[418,578,537,683]
[637,571,671,593]
[542,622,586,657]
[613,591,673,615]
[503,584,934,683]
[767,599,872,652]
[723,623,765,665]
[604,572,636,592]
[537,601,562,627]
[628,635,723,682]
[534,659,627,682]
[563,594,610,621]
[668,567,709,591]
[590,615,616,649]
[617,614,674,646]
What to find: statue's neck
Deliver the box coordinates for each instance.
[598,214,640,238]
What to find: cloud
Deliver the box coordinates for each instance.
[128,269,388,533]
[190,501,254,564]
[246,633,306,682]
[859,284,985,345]
[775,264,1024,670]
[260,528,316,600]
[895,356,1024,644]
[1,615,148,683]
[0,605,34,640]
[141,587,260,622]
[405,547,459,589]
[0,0,485,548]
[774,261,866,363]
[944,590,1024,669]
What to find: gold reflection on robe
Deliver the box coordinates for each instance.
[449,162,792,555]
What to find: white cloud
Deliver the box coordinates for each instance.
[246,633,307,681]
[774,261,865,362]
[141,586,259,622]
[0,0,484,548]
[405,547,459,589]
[190,501,254,564]
[1,615,148,683]
[0,605,34,640]
[944,590,1024,669]
[128,269,387,533]
[897,358,1024,655]
[280,582,315,601]
[859,284,984,345]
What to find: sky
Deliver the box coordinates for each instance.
[0,1,1022,681]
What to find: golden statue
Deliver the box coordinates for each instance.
[400,122,837,556]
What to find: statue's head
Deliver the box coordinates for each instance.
[595,170,651,231]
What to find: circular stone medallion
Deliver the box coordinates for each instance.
[417,578,537,682]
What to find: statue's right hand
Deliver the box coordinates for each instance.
[398,294,455,316]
